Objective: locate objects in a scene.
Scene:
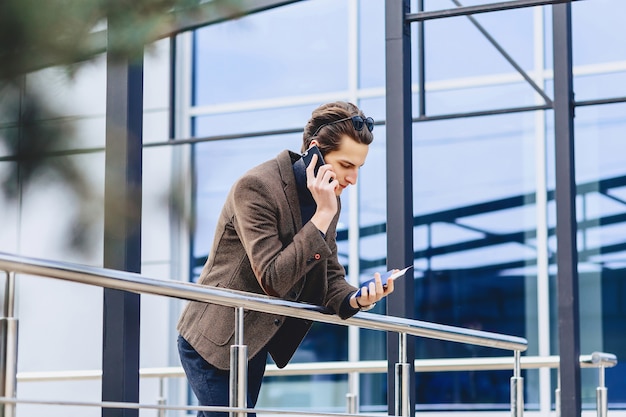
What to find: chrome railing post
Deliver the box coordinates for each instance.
[0,271,18,417]
[510,350,523,417]
[229,306,247,417]
[157,376,166,417]
[346,391,358,414]
[395,332,411,417]
[591,352,614,417]
[596,362,607,417]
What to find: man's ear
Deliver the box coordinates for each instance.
[309,139,320,149]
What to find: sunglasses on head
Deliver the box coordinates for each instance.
[311,115,375,137]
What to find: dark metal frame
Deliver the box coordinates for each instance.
[552,3,581,417]
[102,22,144,416]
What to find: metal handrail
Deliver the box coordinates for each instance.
[0,251,531,417]
[0,252,527,351]
[15,353,616,382]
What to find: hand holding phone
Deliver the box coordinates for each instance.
[355,266,413,297]
[302,145,325,177]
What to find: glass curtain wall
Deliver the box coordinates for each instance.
[569,1,626,409]
[184,0,626,412]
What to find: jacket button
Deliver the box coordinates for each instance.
[289,291,297,299]
[314,253,321,260]
[274,319,281,326]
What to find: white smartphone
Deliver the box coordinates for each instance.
[355,266,413,297]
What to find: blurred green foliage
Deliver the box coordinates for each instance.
[0,0,242,253]
[1,0,243,77]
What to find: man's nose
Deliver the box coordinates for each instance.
[346,169,358,185]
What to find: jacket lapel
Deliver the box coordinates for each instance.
[277,150,302,233]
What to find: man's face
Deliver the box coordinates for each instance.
[321,135,369,196]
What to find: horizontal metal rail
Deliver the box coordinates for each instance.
[0,252,527,352]
[15,353,616,383]
[0,396,376,417]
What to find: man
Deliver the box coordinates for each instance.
[177,101,395,416]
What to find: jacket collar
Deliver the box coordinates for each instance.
[277,150,304,230]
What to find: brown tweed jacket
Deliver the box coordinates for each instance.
[177,150,359,370]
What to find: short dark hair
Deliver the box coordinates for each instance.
[301,101,374,155]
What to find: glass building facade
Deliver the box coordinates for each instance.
[182,0,626,413]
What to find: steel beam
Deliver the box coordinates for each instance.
[102,22,144,417]
[552,3,581,416]
[406,0,577,22]
[385,0,415,415]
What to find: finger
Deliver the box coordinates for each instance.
[306,154,318,177]
[385,278,395,294]
[384,270,399,294]
[321,170,334,184]
[359,285,369,298]
[368,281,377,301]
[374,272,384,293]
[317,165,335,183]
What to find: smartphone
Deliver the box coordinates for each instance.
[302,145,325,177]
[355,266,413,297]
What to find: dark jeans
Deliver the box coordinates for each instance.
[177,335,268,417]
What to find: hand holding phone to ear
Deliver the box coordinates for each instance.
[302,145,338,234]
[302,145,325,177]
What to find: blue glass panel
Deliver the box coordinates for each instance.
[575,72,626,103]
[573,103,626,184]
[414,114,537,212]
[192,0,349,106]
[572,0,626,102]
[193,104,314,138]
[573,104,626,405]
[410,113,536,281]
[572,0,626,67]
[427,81,539,116]
[600,270,626,405]
[358,1,385,89]
[416,112,533,407]
[424,9,534,82]
[191,132,301,265]
[545,103,626,406]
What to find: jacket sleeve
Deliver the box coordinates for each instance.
[321,209,361,319]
